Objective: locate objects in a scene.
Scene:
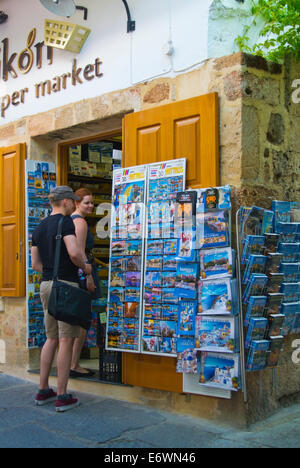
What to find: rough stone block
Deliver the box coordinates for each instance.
[267,113,285,145]
[243,72,281,106]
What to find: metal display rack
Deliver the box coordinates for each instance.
[235,207,249,403]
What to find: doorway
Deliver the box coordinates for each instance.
[58,130,123,383]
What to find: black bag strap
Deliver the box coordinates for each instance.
[53,216,64,282]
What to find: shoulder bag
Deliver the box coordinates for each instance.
[48,216,92,330]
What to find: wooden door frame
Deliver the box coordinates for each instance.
[0,143,26,297]
[57,129,123,184]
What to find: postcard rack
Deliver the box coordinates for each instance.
[235,208,249,403]
[235,202,300,403]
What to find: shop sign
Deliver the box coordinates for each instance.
[0,27,103,118]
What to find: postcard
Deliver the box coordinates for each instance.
[198,278,232,315]
[147,240,164,256]
[125,271,141,288]
[195,316,236,353]
[124,240,142,256]
[175,263,198,299]
[111,240,125,256]
[125,256,141,272]
[143,336,160,353]
[144,287,161,303]
[144,304,161,320]
[163,255,177,271]
[161,288,178,303]
[160,337,177,354]
[198,352,240,391]
[177,301,197,336]
[196,210,230,249]
[200,248,233,280]
[146,255,163,271]
[124,302,139,318]
[161,271,176,288]
[145,271,162,288]
[161,304,178,321]
[160,320,177,338]
[164,239,177,255]
[110,271,125,287]
[143,319,160,336]
[125,287,141,302]
[177,228,196,262]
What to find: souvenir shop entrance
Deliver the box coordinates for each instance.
[58,130,123,384]
[31,92,219,392]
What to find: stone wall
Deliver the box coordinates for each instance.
[0,52,299,425]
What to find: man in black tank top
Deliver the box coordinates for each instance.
[31,186,92,412]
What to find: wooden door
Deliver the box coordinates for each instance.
[122,93,219,392]
[0,144,26,297]
[123,93,219,188]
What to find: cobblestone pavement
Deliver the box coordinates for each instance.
[1,373,300,449]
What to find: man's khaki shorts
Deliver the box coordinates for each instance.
[40,280,81,340]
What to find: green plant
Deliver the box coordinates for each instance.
[235,0,300,63]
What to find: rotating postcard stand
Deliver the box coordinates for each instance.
[235,205,281,403]
[106,165,147,353]
[235,208,249,403]
[141,159,186,357]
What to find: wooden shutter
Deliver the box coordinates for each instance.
[0,144,26,297]
[123,92,219,188]
[122,93,219,391]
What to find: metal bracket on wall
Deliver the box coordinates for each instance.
[76,5,88,20]
[122,0,136,32]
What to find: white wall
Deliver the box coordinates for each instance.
[0,0,250,123]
